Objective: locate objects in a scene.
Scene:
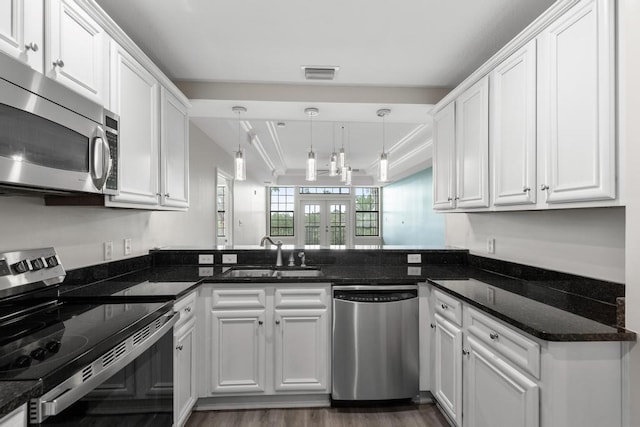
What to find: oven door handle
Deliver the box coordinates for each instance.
[32,311,178,424]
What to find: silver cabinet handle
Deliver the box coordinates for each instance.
[430,323,436,329]
[165,193,170,198]
[53,59,64,68]
[441,303,448,310]
[523,187,531,193]
[447,197,452,201]
[540,184,549,191]
[490,332,499,340]
[258,320,263,325]
[462,348,470,356]
[176,344,183,351]
[25,42,39,52]
[275,320,281,325]
[184,307,192,313]
[454,196,460,200]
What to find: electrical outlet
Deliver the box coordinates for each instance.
[198,254,214,264]
[104,241,113,261]
[124,238,132,255]
[198,267,214,277]
[407,254,422,264]
[486,237,495,254]
[222,254,237,264]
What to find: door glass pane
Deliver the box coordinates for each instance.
[304,204,320,245]
[329,204,346,245]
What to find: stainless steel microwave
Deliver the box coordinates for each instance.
[0,53,118,195]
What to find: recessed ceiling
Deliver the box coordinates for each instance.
[96,0,555,184]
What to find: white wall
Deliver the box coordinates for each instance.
[0,122,231,269]
[620,1,640,425]
[233,180,267,245]
[445,208,625,283]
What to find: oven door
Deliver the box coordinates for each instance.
[0,77,112,195]
[31,313,177,426]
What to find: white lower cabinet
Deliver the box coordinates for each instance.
[206,284,331,397]
[0,405,26,427]
[174,292,197,427]
[427,285,623,427]
[464,335,539,427]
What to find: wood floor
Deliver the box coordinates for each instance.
[185,403,450,427]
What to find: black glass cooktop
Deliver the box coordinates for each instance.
[0,300,171,390]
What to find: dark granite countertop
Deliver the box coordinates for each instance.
[0,380,41,419]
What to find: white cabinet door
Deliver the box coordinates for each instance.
[464,336,539,427]
[160,87,189,209]
[538,0,615,204]
[210,309,266,394]
[455,76,490,209]
[491,39,537,206]
[273,309,329,392]
[0,404,26,427]
[0,0,43,71]
[434,313,463,426]
[108,41,160,207]
[46,0,108,104]
[433,103,457,210]
[174,318,196,427]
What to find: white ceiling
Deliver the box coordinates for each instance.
[96,0,555,184]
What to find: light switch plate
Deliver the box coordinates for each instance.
[407,266,422,276]
[486,238,495,254]
[198,267,214,277]
[104,241,113,261]
[222,254,237,264]
[198,254,214,264]
[124,238,132,255]
[407,254,421,264]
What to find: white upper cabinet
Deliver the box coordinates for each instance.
[538,0,615,204]
[107,41,160,207]
[455,76,490,209]
[0,0,43,71]
[160,87,190,210]
[46,0,108,105]
[433,103,457,210]
[490,39,537,207]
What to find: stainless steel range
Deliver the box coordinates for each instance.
[0,248,177,426]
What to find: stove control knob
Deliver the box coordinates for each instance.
[44,256,59,268]
[30,258,45,271]
[13,355,32,369]
[46,340,61,353]
[10,260,30,274]
[30,347,47,361]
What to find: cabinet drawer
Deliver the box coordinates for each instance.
[175,291,196,327]
[275,288,329,309]
[465,307,540,378]
[212,289,266,309]
[434,289,463,326]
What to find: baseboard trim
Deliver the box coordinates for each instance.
[195,394,331,411]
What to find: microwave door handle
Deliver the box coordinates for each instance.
[90,127,110,191]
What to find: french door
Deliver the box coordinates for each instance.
[298,200,350,247]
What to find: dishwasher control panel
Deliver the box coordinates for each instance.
[334,289,417,302]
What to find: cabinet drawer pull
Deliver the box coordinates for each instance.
[430,323,436,329]
[462,348,469,356]
[258,320,263,325]
[165,193,170,198]
[490,332,499,340]
[176,344,183,351]
[53,59,65,68]
[25,42,39,52]
[275,320,281,325]
[184,307,192,313]
[441,303,448,310]
[540,184,549,191]
[522,187,531,193]
[447,197,453,201]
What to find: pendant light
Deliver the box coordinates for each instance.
[233,106,247,181]
[345,166,352,185]
[305,107,318,181]
[339,125,347,182]
[377,109,391,182]
[329,123,338,176]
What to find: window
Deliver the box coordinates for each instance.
[355,187,379,236]
[299,187,351,195]
[270,187,295,236]
[216,185,226,237]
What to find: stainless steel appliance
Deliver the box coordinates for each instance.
[332,284,419,401]
[0,248,176,426]
[0,53,119,195]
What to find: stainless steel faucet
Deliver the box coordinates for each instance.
[260,236,283,267]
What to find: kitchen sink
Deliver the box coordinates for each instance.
[222,267,323,278]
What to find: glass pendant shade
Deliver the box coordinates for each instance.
[340,162,347,182]
[306,150,317,181]
[329,152,338,176]
[234,149,246,181]
[338,148,346,171]
[379,152,388,182]
[345,166,352,185]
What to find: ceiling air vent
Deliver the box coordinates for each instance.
[303,66,339,81]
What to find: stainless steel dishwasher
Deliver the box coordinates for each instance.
[332,284,419,402]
